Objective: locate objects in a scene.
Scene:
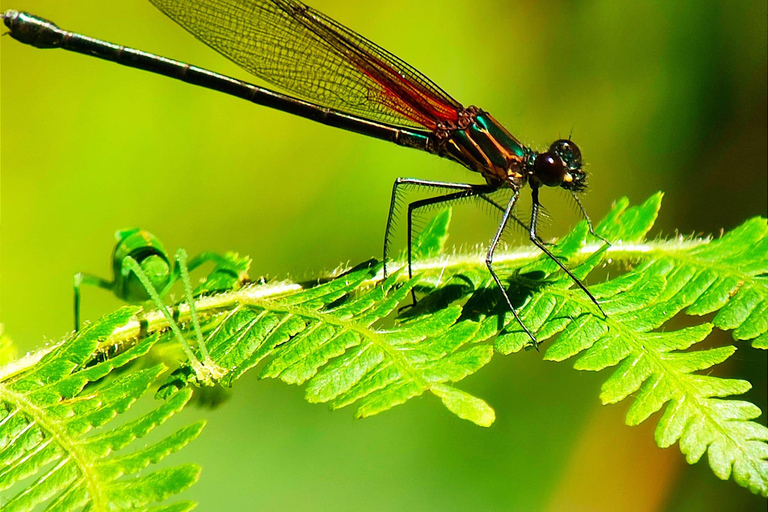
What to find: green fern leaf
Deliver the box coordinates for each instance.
[185,262,498,426]
[81,192,765,496]
[0,308,203,511]
[193,251,252,297]
[410,208,452,260]
[144,258,496,425]
[680,218,768,347]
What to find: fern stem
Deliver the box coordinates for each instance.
[0,239,712,379]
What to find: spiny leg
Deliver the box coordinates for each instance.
[476,193,545,243]
[73,273,114,331]
[531,188,607,317]
[404,187,495,304]
[384,178,544,309]
[570,191,611,246]
[476,193,507,215]
[383,178,492,278]
[485,190,538,347]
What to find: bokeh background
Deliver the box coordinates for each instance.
[1,0,766,510]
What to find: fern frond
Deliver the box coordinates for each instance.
[157,260,497,426]
[0,308,202,511]
[193,251,252,297]
[480,194,768,496]
[674,218,767,348]
[39,192,765,496]
[544,267,768,497]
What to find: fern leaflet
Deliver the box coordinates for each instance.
[0,308,203,511]
[8,192,765,497]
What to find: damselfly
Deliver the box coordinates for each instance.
[3,0,608,346]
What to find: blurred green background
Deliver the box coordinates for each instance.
[1,0,766,510]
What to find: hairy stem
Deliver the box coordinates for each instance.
[0,238,709,381]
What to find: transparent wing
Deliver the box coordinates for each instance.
[150,0,464,129]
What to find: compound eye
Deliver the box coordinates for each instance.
[534,153,567,187]
[550,139,582,170]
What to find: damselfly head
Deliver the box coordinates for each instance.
[550,139,581,170]
[533,152,567,187]
[551,139,587,192]
[530,139,587,191]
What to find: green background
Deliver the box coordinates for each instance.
[1,0,766,510]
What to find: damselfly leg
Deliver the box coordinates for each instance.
[384,181,608,348]
[529,187,606,318]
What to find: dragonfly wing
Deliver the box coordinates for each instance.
[150,0,464,129]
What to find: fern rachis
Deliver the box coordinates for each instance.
[1,193,766,508]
